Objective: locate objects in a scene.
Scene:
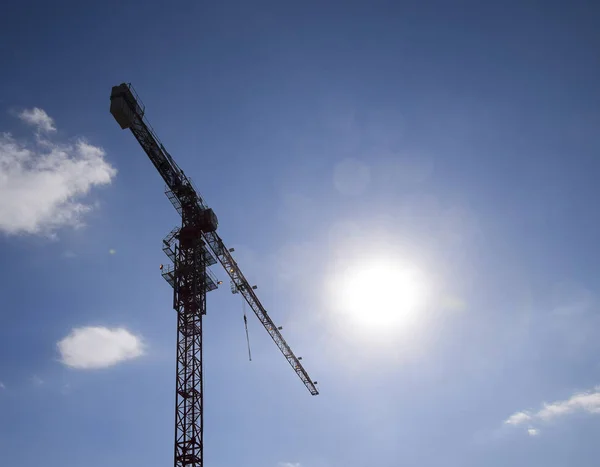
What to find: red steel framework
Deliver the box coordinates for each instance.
[110,83,318,467]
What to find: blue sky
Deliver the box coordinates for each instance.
[1,1,600,466]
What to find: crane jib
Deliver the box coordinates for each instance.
[205,231,319,395]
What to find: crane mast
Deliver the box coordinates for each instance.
[110,83,318,467]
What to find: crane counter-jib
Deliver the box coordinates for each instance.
[110,83,200,204]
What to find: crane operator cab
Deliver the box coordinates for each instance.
[199,207,218,233]
[177,207,218,248]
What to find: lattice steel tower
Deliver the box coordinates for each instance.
[110,83,318,467]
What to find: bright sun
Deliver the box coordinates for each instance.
[334,259,429,330]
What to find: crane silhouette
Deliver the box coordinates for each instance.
[110,83,318,467]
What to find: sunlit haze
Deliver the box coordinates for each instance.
[330,257,431,332]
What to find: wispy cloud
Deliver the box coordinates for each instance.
[57,326,144,369]
[505,411,533,426]
[333,158,371,196]
[0,108,116,236]
[278,463,301,467]
[0,381,5,389]
[31,375,44,386]
[505,386,600,435]
[19,108,56,133]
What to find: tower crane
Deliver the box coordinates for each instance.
[109,83,318,467]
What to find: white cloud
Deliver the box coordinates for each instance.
[0,110,116,235]
[0,381,5,389]
[505,411,532,425]
[19,108,56,133]
[539,389,600,419]
[278,463,301,467]
[57,326,144,369]
[505,386,600,435]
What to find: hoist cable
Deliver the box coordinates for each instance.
[243,300,252,362]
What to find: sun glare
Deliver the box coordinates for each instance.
[334,259,429,331]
